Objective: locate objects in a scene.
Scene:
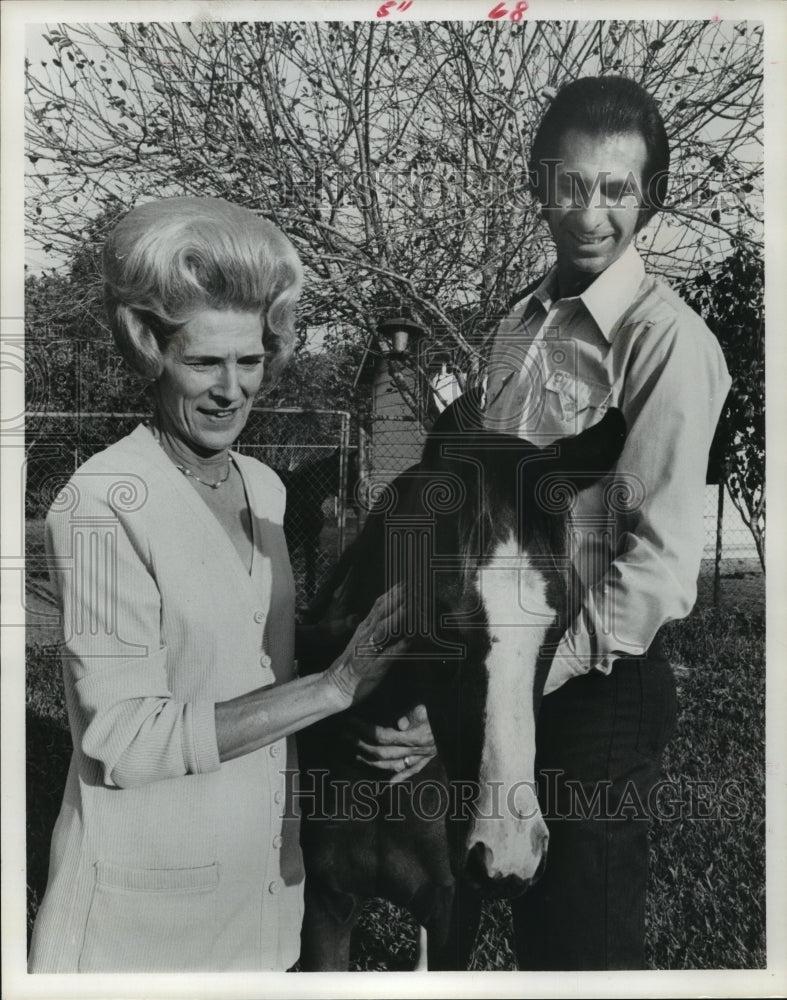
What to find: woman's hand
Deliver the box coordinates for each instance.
[324,583,409,709]
[217,585,407,762]
[295,613,360,665]
[349,703,437,784]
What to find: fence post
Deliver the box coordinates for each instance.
[713,481,724,608]
[338,413,350,556]
[357,425,370,532]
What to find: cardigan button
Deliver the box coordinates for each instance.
[268,880,281,895]
[272,834,283,849]
[254,611,266,624]
[260,653,272,668]
[274,790,284,805]
[269,744,280,758]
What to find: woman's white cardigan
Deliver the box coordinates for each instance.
[28,425,305,972]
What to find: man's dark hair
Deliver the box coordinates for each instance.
[528,75,670,227]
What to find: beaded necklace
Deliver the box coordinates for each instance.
[175,458,233,490]
[149,425,234,490]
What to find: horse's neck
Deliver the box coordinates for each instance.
[353,665,419,727]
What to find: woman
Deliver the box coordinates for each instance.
[28,196,405,973]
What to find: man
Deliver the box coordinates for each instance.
[480,75,730,969]
[352,75,729,970]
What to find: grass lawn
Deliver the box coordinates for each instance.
[25,522,765,968]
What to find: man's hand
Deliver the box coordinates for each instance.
[349,703,437,784]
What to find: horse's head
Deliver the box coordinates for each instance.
[301,391,625,899]
[400,391,626,897]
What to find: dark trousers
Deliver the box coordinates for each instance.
[511,643,678,970]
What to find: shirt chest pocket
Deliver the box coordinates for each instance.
[544,370,612,430]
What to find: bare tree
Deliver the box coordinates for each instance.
[26,19,762,368]
[26,20,764,538]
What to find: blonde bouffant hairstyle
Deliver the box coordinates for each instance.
[103,197,303,383]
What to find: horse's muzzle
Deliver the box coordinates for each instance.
[462,841,548,899]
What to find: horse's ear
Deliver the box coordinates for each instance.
[542,408,626,486]
[422,389,486,466]
[430,388,485,436]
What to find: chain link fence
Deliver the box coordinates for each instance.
[24,419,762,619]
[25,408,354,610]
[699,483,763,614]
[236,408,354,607]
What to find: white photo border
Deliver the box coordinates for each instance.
[2,2,785,997]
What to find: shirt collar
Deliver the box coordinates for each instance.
[526,243,646,342]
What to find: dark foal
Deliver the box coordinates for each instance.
[295,392,626,970]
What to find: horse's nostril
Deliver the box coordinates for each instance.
[530,820,549,856]
[465,840,492,886]
[464,842,529,899]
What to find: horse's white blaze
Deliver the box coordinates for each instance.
[469,533,552,882]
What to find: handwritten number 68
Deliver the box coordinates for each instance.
[488,1,530,21]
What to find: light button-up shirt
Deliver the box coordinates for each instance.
[485,245,731,688]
